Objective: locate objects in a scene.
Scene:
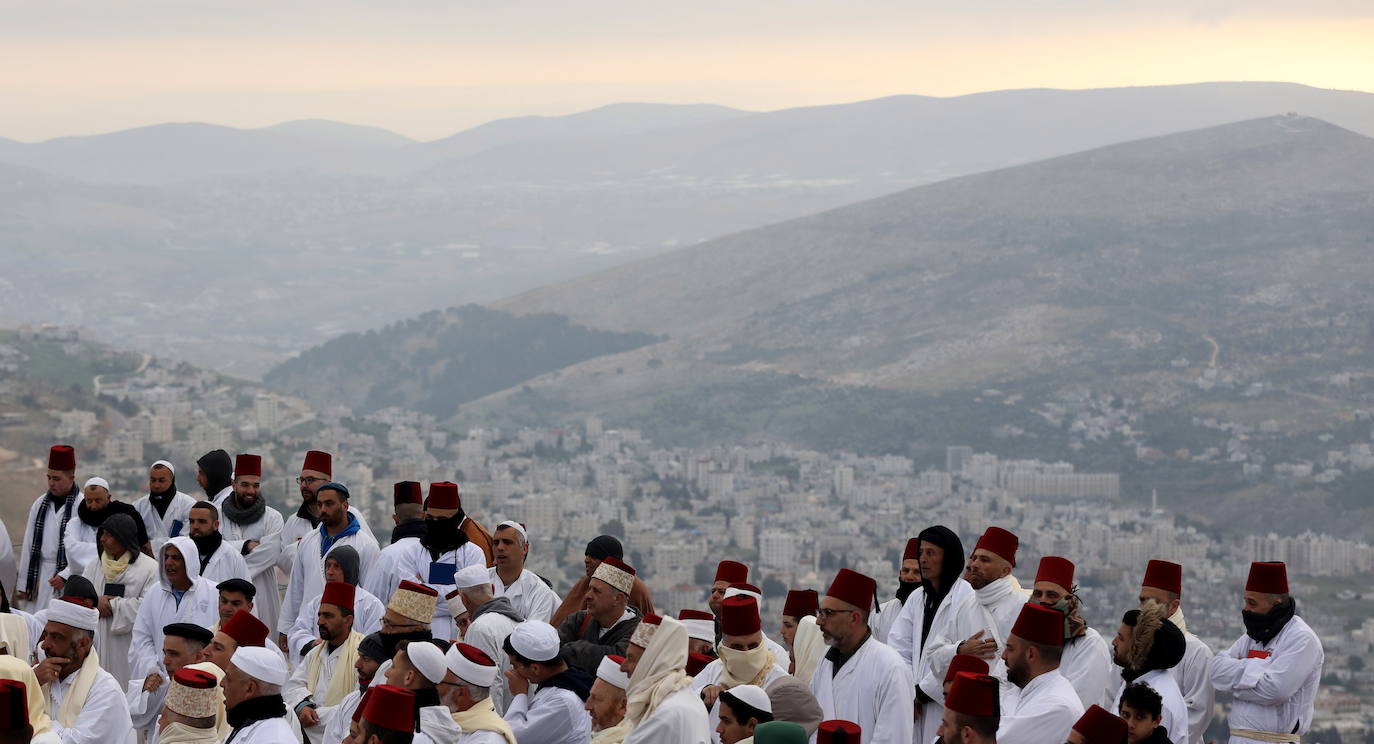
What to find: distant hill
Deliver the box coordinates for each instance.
[263,305,660,416]
[262,119,416,148]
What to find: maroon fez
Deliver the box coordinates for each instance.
[321,581,356,612]
[302,450,332,476]
[944,653,991,684]
[817,720,862,743]
[715,560,749,584]
[48,445,76,472]
[825,568,876,613]
[427,482,461,510]
[974,526,1018,565]
[1010,602,1065,647]
[1072,704,1130,744]
[945,672,999,717]
[1035,556,1075,591]
[902,537,920,561]
[393,481,422,507]
[1246,562,1289,594]
[783,589,819,618]
[221,609,270,648]
[234,454,262,478]
[719,595,762,636]
[360,684,417,733]
[1142,560,1183,595]
[678,609,715,622]
[0,679,28,729]
[686,652,713,676]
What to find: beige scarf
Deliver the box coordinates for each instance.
[1168,606,1189,634]
[625,618,694,726]
[157,722,221,744]
[791,617,825,685]
[717,644,775,689]
[591,720,633,744]
[47,650,101,728]
[451,697,518,744]
[0,614,31,666]
[101,552,131,582]
[306,630,363,707]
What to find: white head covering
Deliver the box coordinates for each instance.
[680,618,714,644]
[624,616,693,726]
[596,655,630,691]
[724,585,762,602]
[82,477,109,493]
[791,615,826,686]
[446,643,498,687]
[151,459,176,475]
[452,565,492,590]
[231,646,288,686]
[47,598,98,632]
[509,621,560,663]
[496,520,528,542]
[407,641,448,684]
[720,684,773,718]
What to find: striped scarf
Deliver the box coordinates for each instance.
[25,488,76,594]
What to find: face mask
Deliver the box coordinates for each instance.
[1243,599,1296,645]
[380,628,433,659]
[717,643,771,687]
[895,580,920,604]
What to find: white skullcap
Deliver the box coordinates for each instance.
[721,684,773,716]
[452,565,492,590]
[724,585,762,602]
[47,598,98,632]
[82,477,109,492]
[231,646,288,686]
[496,520,528,541]
[446,643,498,688]
[596,655,630,690]
[680,618,715,644]
[151,459,176,475]
[508,621,561,663]
[406,640,448,684]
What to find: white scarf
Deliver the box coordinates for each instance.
[791,616,825,685]
[625,617,694,727]
[591,720,633,744]
[47,650,101,728]
[1168,606,1189,635]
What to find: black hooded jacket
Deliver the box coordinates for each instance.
[916,525,965,646]
[197,449,234,497]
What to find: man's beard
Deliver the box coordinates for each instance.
[965,571,991,590]
[1007,657,1029,688]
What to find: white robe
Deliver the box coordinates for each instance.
[381,539,486,640]
[996,669,1084,744]
[81,552,158,688]
[133,491,196,557]
[1171,617,1216,744]
[0,516,16,602]
[504,685,593,744]
[691,657,789,744]
[889,578,974,744]
[217,504,287,637]
[809,636,914,744]
[278,507,376,580]
[319,687,363,744]
[281,518,380,635]
[1060,627,1114,710]
[870,597,902,644]
[17,492,78,611]
[286,588,385,662]
[465,608,521,713]
[47,662,135,744]
[491,567,559,624]
[197,539,252,587]
[622,684,711,744]
[420,705,463,743]
[1113,668,1189,744]
[227,716,297,744]
[1210,615,1323,744]
[923,576,1027,683]
[285,637,356,744]
[362,535,421,603]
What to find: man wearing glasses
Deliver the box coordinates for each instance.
[277,450,376,590]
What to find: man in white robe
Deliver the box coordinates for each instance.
[923,526,1028,684]
[79,513,158,688]
[316,631,390,744]
[692,596,789,743]
[16,446,80,613]
[60,478,154,586]
[450,565,523,713]
[1210,561,1323,744]
[34,598,134,744]
[134,460,196,558]
[286,582,363,744]
[385,638,463,742]
[887,525,969,744]
[277,451,375,589]
[721,584,788,662]
[1138,559,1215,744]
[1109,602,1189,744]
[621,614,711,744]
[287,546,385,662]
[223,646,296,743]
[186,501,251,587]
[362,481,427,604]
[871,538,922,645]
[215,453,287,639]
[809,568,914,744]
[935,671,1000,744]
[501,620,594,744]
[156,666,222,744]
[131,623,213,744]
[281,481,380,638]
[585,653,630,744]
[997,602,1085,744]
[1030,556,1113,710]
[489,521,558,623]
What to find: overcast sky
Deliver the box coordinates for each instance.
[3,1,1372,142]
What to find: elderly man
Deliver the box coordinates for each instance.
[134,460,196,557]
[450,565,524,712]
[935,671,1000,744]
[558,556,643,675]
[223,646,295,742]
[587,654,631,744]
[924,526,1027,683]
[286,582,363,743]
[186,501,251,586]
[215,453,287,638]
[809,568,913,744]
[1110,602,1188,744]
[17,446,81,611]
[288,545,385,661]
[1138,560,1215,744]
[621,614,710,743]
[693,596,790,742]
[34,597,134,744]
[503,620,594,743]
[997,602,1084,744]
[282,481,380,638]
[553,535,655,625]
[158,667,222,744]
[443,642,517,743]
[1031,556,1113,709]
[79,513,157,687]
[1210,561,1323,744]
[490,521,558,623]
[61,477,150,583]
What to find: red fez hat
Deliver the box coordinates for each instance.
[825,568,876,613]
[0,679,28,729]
[1010,602,1064,647]
[946,672,999,717]
[602,556,637,576]
[398,579,439,597]
[715,560,749,584]
[458,642,495,667]
[974,526,1018,565]
[1072,704,1129,744]
[234,454,262,478]
[173,667,219,689]
[426,482,461,510]
[1035,556,1075,591]
[943,653,991,684]
[678,609,714,622]
[361,684,417,733]
[48,445,76,472]
[1246,562,1288,594]
[784,589,819,618]
[221,609,270,648]
[302,450,332,476]
[817,720,862,743]
[393,481,422,507]
[719,595,762,636]
[686,652,713,676]
[903,537,920,561]
[321,581,356,612]
[1142,560,1183,595]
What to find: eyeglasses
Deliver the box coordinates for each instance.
[816,608,856,618]
[297,476,327,485]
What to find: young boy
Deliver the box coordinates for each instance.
[1119,683,1170,743]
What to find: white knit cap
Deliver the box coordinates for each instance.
[724,585,762,602]
[680,618,714,644]
[407,640,448,684]
[231,646,288,686]
[47,598,98,632]
[596,655,630,690]
[508,621,560,663]
[452,565,492,590]
[82,477,109,493]
[496,520,528,542]
[721,684,773,716]
[446,643,498,687]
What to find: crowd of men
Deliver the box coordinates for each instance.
[0,444,1325,744]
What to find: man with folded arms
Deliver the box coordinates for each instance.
[287,581,363,743]
[587,654,631,744]
[444,642,518,744]
[158,667,222,744]
[215,453,287,639]
[936,671,1000,744]
[997,602,1084,744]
[223,646,294,743]
[503,620,595,743]
[34,597,134,743]
[558,556,643,675]
[620,614,710,743]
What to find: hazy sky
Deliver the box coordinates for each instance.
[3,1,1372,142]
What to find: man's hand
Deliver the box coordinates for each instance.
[504,669,529,696]
[913,699,922,721]
[278,635,290,654]
[957,630,998,660]
[34,657,69,685]
[701,684,723,709]
[298,707,320,728]
[47,575,65,591]
[246,540,260,553]
[144,673,164,692]
[97,596,114,618]
[14,590,29,602]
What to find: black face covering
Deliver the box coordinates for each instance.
[149,477,178,518]
[1243,599,1297,645]
[895,580,921,604]
[421,514,469,559]
[191,532,225,569]
[379,628,433,660]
